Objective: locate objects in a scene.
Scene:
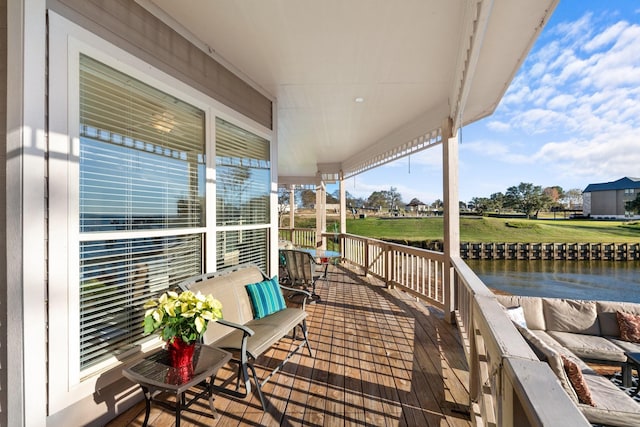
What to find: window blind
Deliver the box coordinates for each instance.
[78,55,206,371]
[79,235,202,369]
[216,228,268,272]
[80,55,205,232]
[216,117,270,226]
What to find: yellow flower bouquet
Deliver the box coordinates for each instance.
[143,290,223,345]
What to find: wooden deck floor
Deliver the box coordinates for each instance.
[108,265,471,427]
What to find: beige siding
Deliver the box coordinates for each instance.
[49,0,272,129]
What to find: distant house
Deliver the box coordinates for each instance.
[406,198,428,214]
[583,177,640,219]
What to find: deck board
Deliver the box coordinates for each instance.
[107,264,471,427]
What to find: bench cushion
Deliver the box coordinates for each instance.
[246,277,287,319]
[213,307,307,359]
[597,301,640,337]
[547,331,627,363]
[580,371,640,427]
[516,326,579,403]
[543,298,600,335]
[606,337,640,354]
[495,295,546,330]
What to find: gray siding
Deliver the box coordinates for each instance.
[49,0,272,129]
[590,189,627,216]
[590,190,617,215]
[0,0,7,424]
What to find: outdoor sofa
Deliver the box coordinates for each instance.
[496,295,640,427]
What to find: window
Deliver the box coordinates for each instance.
[78,55,205,370]
[48,17,275,412]
[216,118,270,271]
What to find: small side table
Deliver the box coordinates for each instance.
[625,352,640,397]
[123,344,231,427]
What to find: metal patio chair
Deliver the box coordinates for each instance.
[279,249,326,301]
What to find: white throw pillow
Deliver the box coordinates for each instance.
[506,305,528,328]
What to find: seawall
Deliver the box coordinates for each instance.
[387,240,640,261]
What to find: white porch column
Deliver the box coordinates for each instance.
[339,173,346,234]
[6,0,48,425]
[315,181,326,249]
[442,118,460,323]
[288,185,295,229]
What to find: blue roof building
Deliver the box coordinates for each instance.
[583,177,640,218]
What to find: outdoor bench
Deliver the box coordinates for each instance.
[497,295,640,427]
[178,263,314,409]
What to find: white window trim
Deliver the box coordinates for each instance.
[48,12,272,414]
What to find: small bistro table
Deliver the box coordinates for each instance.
[297,248,341,277]
[625,352,640,397]
[122,344,231,427]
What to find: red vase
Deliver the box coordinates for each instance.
[166,337,196,369]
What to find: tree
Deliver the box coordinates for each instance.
[470,197,491,214]
[367,191,389,210]
[504,182,551,219]
[543,186,564,203]
[562,188,583,209]
[386,187,403,211]
[489,192,506,214]
[277,187,290,226]
[298,189,316,208]
[544,186,565,216]
[626,194,640,214]
[344,191,366,212]
[326,192,339,204]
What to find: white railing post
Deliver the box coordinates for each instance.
[386,245,393,288]
[442,119,460,324]
[288,185,295,228]
[315,179,326,249]
[339,173,346,235]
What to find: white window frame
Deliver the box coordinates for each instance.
[48,12,272,413]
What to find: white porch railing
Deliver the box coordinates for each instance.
[340,233,445,308]
[278,228,317,248]
[280,229,591,427]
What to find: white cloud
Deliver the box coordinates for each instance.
[584,21,628,51]
[547,94,574,109]
[460,140,531,164]
[554,13,594,45]
[486,120,510,132]
[532,132,640,181]
[492,14,640,149]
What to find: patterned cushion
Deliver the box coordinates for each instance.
[617,311,640,343]
[246,277,287,319]
[561,354,596,406]
[517,325,579,403]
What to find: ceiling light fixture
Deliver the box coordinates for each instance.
[354,97,364,103]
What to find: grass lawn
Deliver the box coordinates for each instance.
[342,216,640,243]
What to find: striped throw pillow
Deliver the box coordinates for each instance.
[246,277,287,319]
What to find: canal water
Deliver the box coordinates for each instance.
[466,259,640,303]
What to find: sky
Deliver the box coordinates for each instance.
[335,1,640,206]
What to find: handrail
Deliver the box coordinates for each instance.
[450,255,589,426]
[339,232,446,307]
[278,228,592,426]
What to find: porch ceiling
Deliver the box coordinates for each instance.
[142,0,558,182]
